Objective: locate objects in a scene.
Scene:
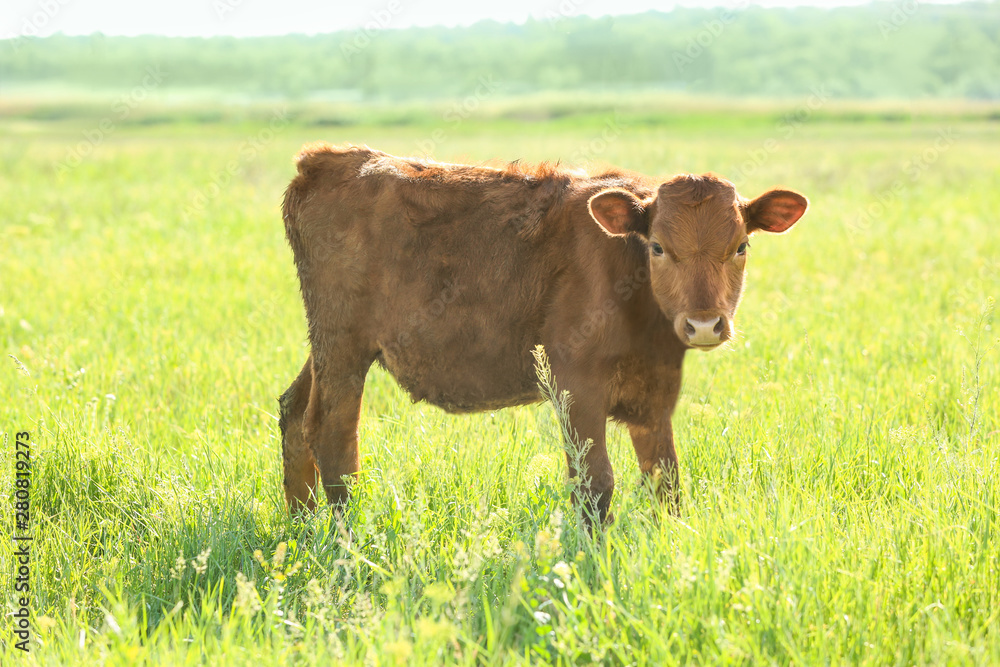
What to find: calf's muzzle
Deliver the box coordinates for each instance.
[675,311,730,349]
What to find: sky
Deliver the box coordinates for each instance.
[1,0,968,39]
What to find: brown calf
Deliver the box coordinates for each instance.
[279,143,807,524]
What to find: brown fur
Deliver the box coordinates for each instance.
[279,143,808,524]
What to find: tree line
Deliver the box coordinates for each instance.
[2,3,998,100]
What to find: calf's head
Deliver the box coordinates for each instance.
[588,174,807,349]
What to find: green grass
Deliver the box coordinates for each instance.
[1,98,998,665]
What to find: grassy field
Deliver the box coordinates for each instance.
[1,97,998,665]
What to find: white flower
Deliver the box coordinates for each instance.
[170,554,187,580]
[192,548,211,576]
[234,572,262,615]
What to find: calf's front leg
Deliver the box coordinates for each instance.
[555,382,615,527]
[628,420,681,516]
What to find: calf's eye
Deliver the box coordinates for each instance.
[736,242,749,256]
[650,242,665,257]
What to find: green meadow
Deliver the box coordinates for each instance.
[1,97,998,665]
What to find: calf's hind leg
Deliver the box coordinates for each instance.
[303,350,373,506]
[280,359,320,512]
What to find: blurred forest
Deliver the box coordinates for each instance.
[2,3,999,100]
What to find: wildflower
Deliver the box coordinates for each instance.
[715,548,736,591]
[535,510,563,562]
[889,425,920,446]
[675,552,698,592]
[303,578,328,609]
[192,548,211,576]
[272,542,287,569]
[526,453,560,488]
[234,572,262,615]
[170,554,187,580]
[383,639,412,663]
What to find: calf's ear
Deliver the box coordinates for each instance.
[745,189,808,234]
[588,188,650,237]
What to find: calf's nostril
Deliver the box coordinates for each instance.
[684,321,696,337]
[713,318,724,335]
